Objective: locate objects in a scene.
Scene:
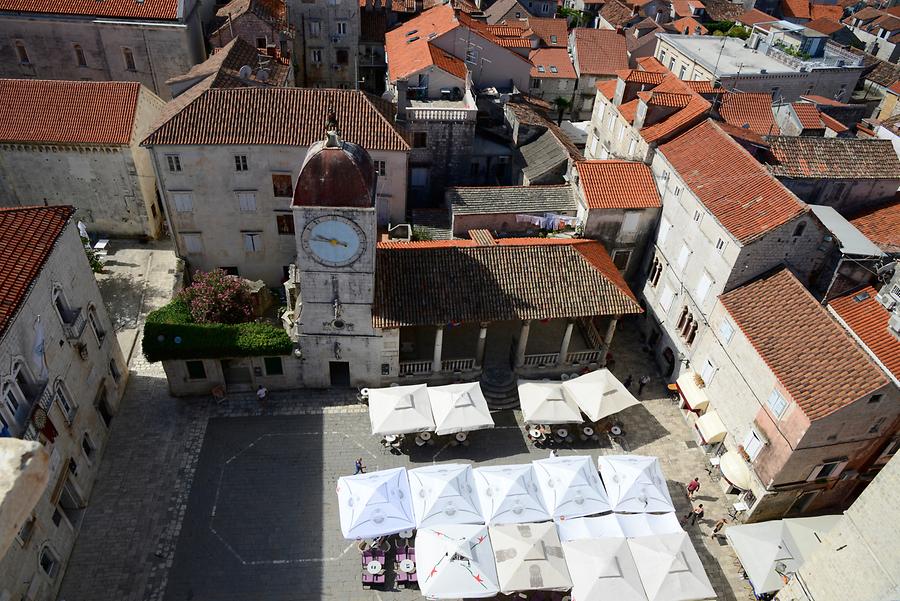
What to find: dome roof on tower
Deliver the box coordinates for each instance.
[292,126,376,209]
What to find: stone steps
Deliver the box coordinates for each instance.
[480,366,519,410]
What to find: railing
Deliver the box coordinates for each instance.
[406,106,478,122]
[566,350,601,365]
[15,381,54,440]
[441,358,476,372]
[522,353,559,367]
[63,308,87,340]
[578,317,603,349]
[399,360,432,376]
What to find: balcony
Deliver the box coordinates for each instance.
[13,380,53,439]
[406,89,478,122]
[62,307,87,340]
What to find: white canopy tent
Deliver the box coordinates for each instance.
[563,537,649,601]
[518,380,583,425]
[627,532,716,601]
[416,523,500,599]
[561,369,640,421]
[336,467,416,540]
[408,463,483,527]
[598,455,675,513]
[533,455,611,519]
[367,384,435,436]
[725,515,841,595]
[616,512,683,538]
[556,513,625,541]
[490,521,572,594]
[473,464,551,524]
[428,382,495,435]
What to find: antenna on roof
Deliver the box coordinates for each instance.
[238,65,253,79]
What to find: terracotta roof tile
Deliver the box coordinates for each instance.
[717,120,770,146]
[792,102,826,129]
[781,0,810,19]
[372,238,641,327]
[619,99,640,123]
[599,0,637,27]
[573,28,628,76]
[829,287,900,380]
[0,79,141,145]
[166,37,291,88]
[849,201,900,253]
[722,269,888,419]
[766,136,900,179]
[636,56,668,73]
[429,44,468,79]
[659,119,806,243]
[526,17,568,47]
[144,88,409,151]
[214,0,284,23]
[684,80,722,94]
[0,0,178,19]
[0,206,74,339]
[530,48,577,78]
[738,7,777,25]
[718,92,779,136]
[385,4,460,82]
[638,75,711,143]
[805,16,845,34]
[617,69,666,85]
[799,94,850,106]
[810,3,843,20]
[596,79,618,100]
[576,160,661,209]
[671,15,708,34]
[818,111,848,132]
[671,0,705,16]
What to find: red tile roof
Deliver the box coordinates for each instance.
[576,160,662,209]
[526,17,568,47]
[849,201,900,253]
[792,102,826,130]
[805,16,845,34]
[638,75,711,143]
[530,48,577,78]
[671,15,708,34]
[781,0,810,19]
[385,4,460,82]
[829,287,900,380]
[684,80,723,94]
[799,94,850,106]
[766,137,900,179]
[596,79,618,100]
[0,0,178,19]
[617,68,666,85]
[572,29,628,76]
[659,119,806,243]
[810,3,843,20]
[718,92,780,136]
[429,44,468,79]
[636,56,668,73]
[0,79,141,145]
[0,206,75,339]
[818,111,848,133]
[738,7,777,25]
[671,0,705,16]
[721,269,888,420]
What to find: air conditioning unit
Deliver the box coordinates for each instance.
[876,292,897,311]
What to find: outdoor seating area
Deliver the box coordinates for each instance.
[335,455,716,600]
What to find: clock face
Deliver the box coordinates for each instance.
[301,215,366,267]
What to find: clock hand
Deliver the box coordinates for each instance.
[312,235,348,247]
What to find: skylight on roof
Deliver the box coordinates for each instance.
[549,65,558,73]
[406,29,418,36]
[537,65,545,72]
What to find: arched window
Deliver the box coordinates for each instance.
[39,545,59,579]
[87,305,106,345]
[792,221,807,237]
[53,285,78,326]
[55,380,77,422]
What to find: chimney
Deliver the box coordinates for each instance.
[396,79,410,122]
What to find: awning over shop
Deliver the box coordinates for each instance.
[719,450,753,491]
[695,410,726,444]
[676,371,709,411]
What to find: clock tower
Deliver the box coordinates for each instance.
[289,115,380,388]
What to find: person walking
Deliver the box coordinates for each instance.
[638,375,651,396]
[256,385,269,412]
[711,517,727,539]
[623,374,634,390]
[683,503,704,526]
[686,477,701,499]
[354,457,366,474]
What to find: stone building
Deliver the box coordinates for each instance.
[569,28,629,121]
[772,101,851,136]
[483,0,556,23]
[0,0,209,100]
[143,87,410,285]
[287,0,360,88]
[841,6,900,63]
[0,206,126,601]
[0,79,167,239]
[527,47,577,102]
[209,0,294,58]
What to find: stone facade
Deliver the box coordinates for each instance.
[404,112,477,206]
[584,86,653,161]
[774,177,900,216]
[0,7,207,100]
[288,0,360,88]
[0,86,167,239]
[0,220,126,601]
[210,2,294,58]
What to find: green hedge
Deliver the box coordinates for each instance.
[142,300,293,362]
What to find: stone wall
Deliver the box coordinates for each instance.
[406,118,476,205]
[775,177,900,216]
[287,0,359,88]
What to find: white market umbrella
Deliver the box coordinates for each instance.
[367,384,435,435]
[563,537,648,601]
[490,521,572,594]
[628,532,716,601]
[429,382,495,435]
[473,464,551,525]
[408,463,483,527]
[617,512,683,538]
[533,455,611,519]
[557,514,625,542]
[336,467,415,540]
[598,455,675,513]
[562,369,640,421]
[518,380,583,425]
[416,523,500,599]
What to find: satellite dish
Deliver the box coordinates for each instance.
[256,69,269,82]
[238,65,253,79]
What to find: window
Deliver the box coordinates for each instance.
[617,122,624,141]
[311,49,323,64]
[272,174,292,197]
[612,249,632,270]
[868,394,883,404]
[74,44,86,67]
[243,232,262,252]
[336,49,349,65]
[659,284,675,311]
[743,428,765,461]
[595,101,605,123]
[668,57,675,70]
[621,211,641,235]
[673,186,683,198]
[182,233,203,254]
[171,191,193,212]
[166,154,182,172]
[186,360,207,380]
[870,416,886,434]
[81,432,95,460]
[236,191,257,212]
[220,266,239,276]
[17,515,35,545]
[531,77,542,89]
[700,358,716,385]
[55,384,77,422]
[792,221,807,237]
[676,243,690,272]
[15,40,29,64]
[413,132,427,148]
[88,306,105,344]
[715,237,727,253]
[695,272,712,302]
[0,410,9,437]
[692,209,703,223]
[123,47,136,71]
[96,388,113,428]
[771,86,780,99]
[109,359,121,382]
[649,256,664,287]
[309,21,321,36]
[256,36,267,48]
[658,215,670,244]
[411,167,428,188]
[628,138,636,156]
[337,21,348,35]
[276,215,295,235]
[234,155,248,172]
[53,287,77,325]
[659,49,666,64]
[264,356,284,376]
[589,136,599,157]
[807,458,848,481]
[39,546,59,579]
[766,389,789,418]
[718,318,734,343]
[550,35,558,44]
[374,160,387,176]
[678,65,686,79]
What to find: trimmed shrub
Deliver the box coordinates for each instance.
[177,269,253,324]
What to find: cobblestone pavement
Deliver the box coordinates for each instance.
[58,321,755,601]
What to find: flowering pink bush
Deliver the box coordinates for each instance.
[177,269,252,324]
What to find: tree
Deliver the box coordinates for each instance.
[553,96,573,125]
[81,236,104,273]
[177,269,253,324]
